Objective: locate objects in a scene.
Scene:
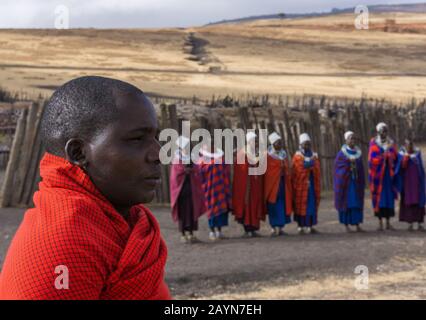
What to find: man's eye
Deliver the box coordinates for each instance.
[130,136,144,141]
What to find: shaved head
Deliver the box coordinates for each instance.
[41,76,145,156]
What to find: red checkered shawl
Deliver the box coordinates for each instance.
[198,155,232,219]
[0,153,170,300]
[368,137,398,212]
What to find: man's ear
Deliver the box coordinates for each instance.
[64,138,88,167]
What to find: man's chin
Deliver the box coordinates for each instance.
[137,191,156,204]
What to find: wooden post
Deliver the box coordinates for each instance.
[267,108,275,133]
[159,104,171,204]
[21,102,45,206]
[0,109,27,207]
[13,102,41,205]
[169,104,179,131]
[23,134,44,207]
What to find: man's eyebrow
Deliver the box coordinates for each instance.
[127,127,157,133]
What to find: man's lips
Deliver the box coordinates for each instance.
[144,174,161,184]
[143,165,161,185]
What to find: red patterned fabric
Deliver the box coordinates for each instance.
[0,153,170,300]
[264,154,293,216]
[199,156,232,219]
[292,152,321,216]
[232,150,266,228]
[368,137,398,212]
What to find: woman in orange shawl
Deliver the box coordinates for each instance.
[292,133,321,234]
[232,132,266,237]
[264,132,293,236]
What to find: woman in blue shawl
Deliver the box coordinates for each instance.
[334,131,365,232]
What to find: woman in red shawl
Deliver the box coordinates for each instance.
[232,132,266,237]
[0,76,170,300]
[198,142,232,241]
[292,133,321,234]
[170,136,206,244]
[264,132,293,236]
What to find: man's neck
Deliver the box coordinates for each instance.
[115,206,131,220]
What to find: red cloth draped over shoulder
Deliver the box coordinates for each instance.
[264,154,293,216]
[0,153,170,300]
[232,149,266,224]
[292,152,321,216]
[169,157,206,223]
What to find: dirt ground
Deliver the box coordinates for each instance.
[1,193,425,300]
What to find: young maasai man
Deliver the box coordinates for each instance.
[0,76,170,299]
[334,131,365,232]
[395,138,426,231]
[232,132,266,237]
[199,142,232,241]
[170,136,206,244]
[368,122,398,231]
[292,133,321,234]
[264,132,293,237]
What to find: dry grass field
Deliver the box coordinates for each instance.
[0,12,425,101]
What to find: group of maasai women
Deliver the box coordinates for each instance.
[169,122,425,243]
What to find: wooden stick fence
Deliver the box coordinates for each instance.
[153,96,426,204]
[0,94,425,207]
[0,101,45,207]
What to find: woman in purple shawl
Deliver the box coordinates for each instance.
[334,131,365,232]
[170,136,207,244]
[395,138,426,231]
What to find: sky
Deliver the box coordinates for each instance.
[0,0,424,28]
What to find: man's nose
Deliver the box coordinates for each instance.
[147,140,161,163]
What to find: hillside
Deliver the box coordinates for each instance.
[0,11,425,101]
[206,2,426,25]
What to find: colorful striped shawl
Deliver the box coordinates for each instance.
[367,137,398,212]
[199,155,232,218]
